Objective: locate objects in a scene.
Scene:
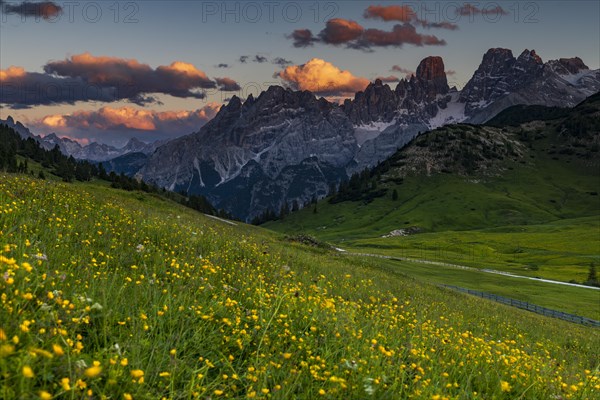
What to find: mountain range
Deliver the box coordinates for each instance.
[0,116,165,162]
[138,48,599,220]
[3,48,598,221]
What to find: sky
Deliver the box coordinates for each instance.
[0,0,599,146]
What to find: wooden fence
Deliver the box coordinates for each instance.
[440,285,600,328]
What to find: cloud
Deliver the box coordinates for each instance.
[277,58,370,97]
[457,4,508,16]
[216,63,230,68]
[363,5,415,22]
[391,65,414,74]
[364,5,458,30]
[319,18,364,45]
[36,104,221,138]
[288,29,318,48]
[215,77,241,92]
[288,19,446,50]
[376,75,400,83]
[446,70,456,76]
[1,1,62,20]
[423,21,459,30]
[361,23,446,48]
[1,65,116,108]
[272,57,293,67]
[1,54,218,107]
[239,55,269,64]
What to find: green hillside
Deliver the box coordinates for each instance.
[266,95,600,287]
[0,174,598,399]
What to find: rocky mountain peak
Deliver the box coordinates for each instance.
[478,48,516,74]
[416,56,446,82]
[6,116,14,125]
[557,57,589,74]
[127,137,144,145]
[243,93,255,109]
[343,79,398,125]
[415,56,449,99]
[518,49,543,65]
[226,95,243,111]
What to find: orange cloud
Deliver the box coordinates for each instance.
[1,55,220,107]
[319,19,364,44]
[364,5,458,30]
[39,104,221,133]
[288,19,447,50]
[278,58,370,96]
[0,66,27,81]
[363,24,446,47]
[215,77,241,91]
[43,53,215,102]
[364,5,416,22]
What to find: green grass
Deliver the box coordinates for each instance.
[337,256,600,320]
[266,133,600,286]
[1,173,599,399]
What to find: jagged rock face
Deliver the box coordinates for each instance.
[460,48,599,121]
[552,57,588,75]
[6,48,594,221]
[460,48,519,113]
[138,86,358,220]
[415,56,449,101]
[139,49,599,220]
[344,57,450,127]
[343,79,398,125]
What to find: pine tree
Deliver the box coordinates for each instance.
[586,263,599,286]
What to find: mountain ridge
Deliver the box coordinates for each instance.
[138,47,599,220]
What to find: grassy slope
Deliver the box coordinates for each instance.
[266,127,600,285]
[0,174,598,399]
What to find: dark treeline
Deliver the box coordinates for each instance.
[251,197,315,225]
[0,124,230,218]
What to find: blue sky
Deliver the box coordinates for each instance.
[1,1,599,145]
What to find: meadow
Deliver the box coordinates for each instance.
[1,173,599,399]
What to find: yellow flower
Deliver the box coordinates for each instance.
[214,389,224,396]
[123,394,133,400]
[23,366,34,378]
[500,380,511,392]
[84,365,102,378]
[52,344,64,356]
[60,377,71,391]
[130,369,144,379]
[39,391,52,400]
[319,389,326,395]
[283,353,292,359]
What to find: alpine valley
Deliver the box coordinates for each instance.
[5,48,599,220]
